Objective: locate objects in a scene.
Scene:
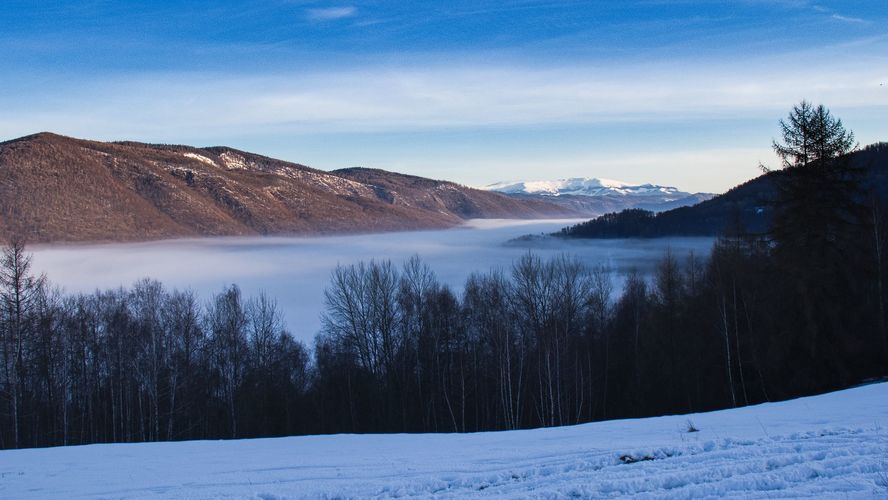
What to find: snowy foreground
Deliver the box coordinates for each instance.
[3,384,888,499]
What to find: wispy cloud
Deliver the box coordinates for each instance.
[305,6,356,21]
[831,14,867,24]
[747,2,870,25]
[2,53,885,143]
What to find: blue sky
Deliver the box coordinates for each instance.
[1,1,886,192]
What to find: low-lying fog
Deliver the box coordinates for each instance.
[31,220,714,343]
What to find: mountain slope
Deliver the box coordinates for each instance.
[2,382,886,498]
[0,133,575,243]
[484,177,713,215]
[559,143,888,238]
[334,167,565,220]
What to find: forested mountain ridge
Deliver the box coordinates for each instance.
[559,142,888,238]
[0,133,575,243]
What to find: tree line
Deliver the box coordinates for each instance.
[0,248,312,449]
[1,101,886,449]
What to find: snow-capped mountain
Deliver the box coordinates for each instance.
[483,177,714,215]
[485,177,687,198]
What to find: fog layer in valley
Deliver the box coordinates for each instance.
[31,220,714,343]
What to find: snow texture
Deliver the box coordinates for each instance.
[2,382,887,498]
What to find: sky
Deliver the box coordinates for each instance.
[1,1,886,193]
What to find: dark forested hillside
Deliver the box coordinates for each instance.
[559,143,888,239]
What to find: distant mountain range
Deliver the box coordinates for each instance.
[483,178,713,215]
[0,133,576,243]
[557,143,888,238]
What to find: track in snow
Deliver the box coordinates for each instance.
[2,383,888,498]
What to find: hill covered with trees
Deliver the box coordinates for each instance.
[558,141,888,239]
[0,133,572,244]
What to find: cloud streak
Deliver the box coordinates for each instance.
[305,6,356,21]
[2,54,885,142]
[831,14,867,24]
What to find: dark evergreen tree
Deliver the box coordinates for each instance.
[769,101,860,255]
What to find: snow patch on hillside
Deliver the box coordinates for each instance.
[182,152,218,167]
[219,151,250,170]
[1,383,887,498]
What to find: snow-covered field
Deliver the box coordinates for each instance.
[2,383,887,499]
